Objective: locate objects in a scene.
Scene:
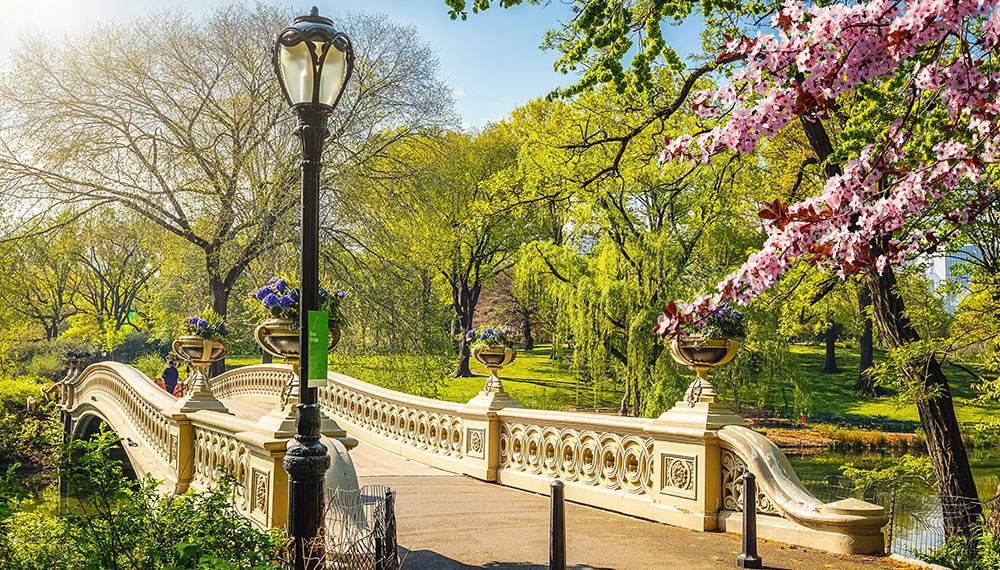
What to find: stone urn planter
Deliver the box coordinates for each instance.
[472,346,516,396]
[254,317,342,405]
[253,317,351,442]
[669,336,739,407]
[172,335,230,413]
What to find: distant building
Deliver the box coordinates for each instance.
[927,244,980,312]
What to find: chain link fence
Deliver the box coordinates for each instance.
[801,476,997,559]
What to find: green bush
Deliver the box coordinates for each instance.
[132,353,167,382]
[1,430,283,569]
[0,377,59,467]
[921,518,1000,570]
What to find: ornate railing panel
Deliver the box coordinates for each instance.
[499,422,655,495]
[212,365,289,400]
[320,381,465,460]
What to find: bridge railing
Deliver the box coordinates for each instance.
[64,363,292,531]
[213,364,887,555]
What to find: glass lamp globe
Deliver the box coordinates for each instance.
[273,6,353,111]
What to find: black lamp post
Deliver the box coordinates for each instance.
[272,7,354,568]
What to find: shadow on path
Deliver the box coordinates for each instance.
[399,548,614,570]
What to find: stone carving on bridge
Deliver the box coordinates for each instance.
[467,428,485,458]
[253,468,268,516]
[659,452,697,499]
[720,449,780,515]
[499,423,655,495]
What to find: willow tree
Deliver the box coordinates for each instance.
[508,83,767,416]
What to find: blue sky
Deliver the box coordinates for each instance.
[0,1,704,128]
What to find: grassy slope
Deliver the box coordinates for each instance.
[789,344,999,425]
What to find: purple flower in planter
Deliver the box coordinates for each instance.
[187,317,199,325]
[256,286,271,301]
[197,319,209,328]
[275,278,287,293]
[217,323,227,334]
[290,288,298,301]
[278,294,294,310]
[465,330,476,341]
[263,293,279,308]
[205,327,215,335]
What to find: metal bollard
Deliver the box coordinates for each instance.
[550,480,566,570]
[737,472,763,569]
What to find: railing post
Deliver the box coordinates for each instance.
[550,480,566,570]
[737,472,762,569]
[172,414,195,494]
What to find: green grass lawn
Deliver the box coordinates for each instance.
[226,345,620,411]
[225,343,997,425]
[789,344,1000,426]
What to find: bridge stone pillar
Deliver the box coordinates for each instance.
[645,397,748,532]
[171,414,195,494]
[460,390,522,481]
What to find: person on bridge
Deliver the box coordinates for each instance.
[161,360,179,395]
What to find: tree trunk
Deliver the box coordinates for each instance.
[451,280,481,378]
[855,284,877,396]
[523,311,534,351]
[867,264,981,537]
[619,379,630,416]
[208,276,230,378]
[631,376,641,417]
[823,321,843,373]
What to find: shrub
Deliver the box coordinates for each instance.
[920,517,1000,570]
[0,377,58,468]
[131,353,166,382]
[0,430,283,569]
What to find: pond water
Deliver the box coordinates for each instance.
[786,447,1000,558]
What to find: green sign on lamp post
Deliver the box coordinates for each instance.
[307,310,328,387]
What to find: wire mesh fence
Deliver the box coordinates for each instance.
[319,484,399,570]
[801,476,998,559]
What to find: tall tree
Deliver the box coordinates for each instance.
[0,5,455,372]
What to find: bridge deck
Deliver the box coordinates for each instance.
[351,441,896,570]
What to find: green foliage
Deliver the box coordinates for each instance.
[329,352,452,400]
[841,453,935,495]
[131,353,167,384]
[0,430,282,570]
[0,376,58,467]
[920,517,1000,570]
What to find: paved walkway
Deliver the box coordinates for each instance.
[349,442,913,570]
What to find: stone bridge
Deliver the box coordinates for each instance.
[58,361,888,555]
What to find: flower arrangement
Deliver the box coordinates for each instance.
[466,325,516,352]
[249,277,349,330]
[685,303,745,341]
[178,308,229,342]
[62,349,93,360]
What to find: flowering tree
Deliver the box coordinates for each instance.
[647,0,999,536]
